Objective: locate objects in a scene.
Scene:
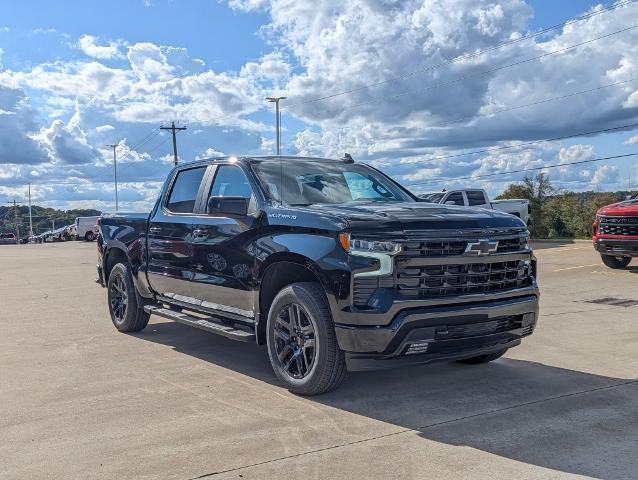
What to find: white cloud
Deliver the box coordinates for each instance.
[95,124,115,133]
[0,86,48,164]
[196,147,225,160]
[625,134,638,145]
[78,35,123,59]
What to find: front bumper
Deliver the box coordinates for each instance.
[335,294,538,371]
[594,238,638,257]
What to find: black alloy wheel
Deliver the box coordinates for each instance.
[273,303,317,379]
[109,272,128,325]
[266,282,346,395]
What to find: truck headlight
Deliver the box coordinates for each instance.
[339,233,401,277]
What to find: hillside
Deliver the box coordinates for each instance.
[0,205,101,237]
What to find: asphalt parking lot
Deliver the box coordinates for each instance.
[1,241,637,479]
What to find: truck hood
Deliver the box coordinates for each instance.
[597,199,638,216]
[290,201,525,233]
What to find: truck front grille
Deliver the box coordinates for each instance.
[396,260,531,298]
[598,217,638,236]
[400,236,527,257]
[352,235,534,307]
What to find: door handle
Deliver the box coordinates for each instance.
[149,226,162,234]
[193,228,209,237]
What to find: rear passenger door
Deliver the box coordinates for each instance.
[147,165,208,300]
[190,164,260,321]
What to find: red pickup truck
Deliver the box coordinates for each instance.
[592,194,638,268]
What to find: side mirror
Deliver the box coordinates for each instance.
[207,196,249,216]
[445,200,457,205]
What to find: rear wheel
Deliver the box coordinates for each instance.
[457,348,508,365]
[600,254,631,269]
[107,263,149,332]
[85,231,95,241]
[266,282,346,396]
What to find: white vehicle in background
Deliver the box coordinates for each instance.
[420,189,531,224]
[74,216,100,241]
[65,224,77,240]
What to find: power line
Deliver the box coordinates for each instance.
[404,152,638,188]
[317,22,638,116]
[427,76,638,129]
[380,121,638,166]
[287,0,638,108]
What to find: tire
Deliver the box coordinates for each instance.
[107,263,150,332]
[85,231,95,242]
[266,282,346,396]
[457,348,508,365]
[600,254,631,269]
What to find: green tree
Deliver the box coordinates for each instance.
[497,173,555,237]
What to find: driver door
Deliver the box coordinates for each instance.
[190,164,260,321]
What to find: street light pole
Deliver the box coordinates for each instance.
[266,97,286,155]
[107,144,119,212]
[28,182,33,236]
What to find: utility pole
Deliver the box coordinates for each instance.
[107,144,119,212]
[160,121,187,166]
[28,183,33,236]
[13,200,20,240]
[266,97,286,155]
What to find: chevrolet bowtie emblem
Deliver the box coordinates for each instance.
[464,239,499,256]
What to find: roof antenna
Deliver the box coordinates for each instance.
[342,153,354,163]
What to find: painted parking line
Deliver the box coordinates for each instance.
[552,263,600,272]
[537,246,591,254]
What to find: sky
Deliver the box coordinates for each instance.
[1,0,638,211]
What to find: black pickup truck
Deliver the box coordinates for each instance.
[97,155,539,395]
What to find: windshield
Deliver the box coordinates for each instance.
[251,161,413,206]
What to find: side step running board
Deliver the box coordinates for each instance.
[144,306,255,342]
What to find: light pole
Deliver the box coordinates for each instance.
[28,183,33,236]
[266,97,286,155]
[107,143,119,212]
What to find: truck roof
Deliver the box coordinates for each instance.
[193,155,353,165]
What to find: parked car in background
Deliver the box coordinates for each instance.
[75,216,100,241]
[97,155,538,395]
[592,196,638,269]
[0,233,18,245]
[420,189,531,224]
[65,224,77,240]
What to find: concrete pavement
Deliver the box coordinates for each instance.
[0,241,636,479]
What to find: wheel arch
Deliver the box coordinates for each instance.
[255,254,333,345]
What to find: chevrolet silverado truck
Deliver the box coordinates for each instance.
[420,189,531,224]
[592,194,638,268]
[97,156,539,395]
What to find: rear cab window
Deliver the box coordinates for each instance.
[466,190,488,206]
[166,166,207,213]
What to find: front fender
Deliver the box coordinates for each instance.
[252,233,351,314]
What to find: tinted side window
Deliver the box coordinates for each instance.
[446,192,465,206]
[466,190,487,206]
[166,167,207,213]
[210,165,253,199]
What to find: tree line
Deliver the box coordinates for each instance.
[0,205,101,237]
[496,173,632,239]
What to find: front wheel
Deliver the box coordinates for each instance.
[600,254,631,269]
[107,263,149,332]
[457,348,508,365]
[266,282,346,396]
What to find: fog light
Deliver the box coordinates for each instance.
[405,341,430,355]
